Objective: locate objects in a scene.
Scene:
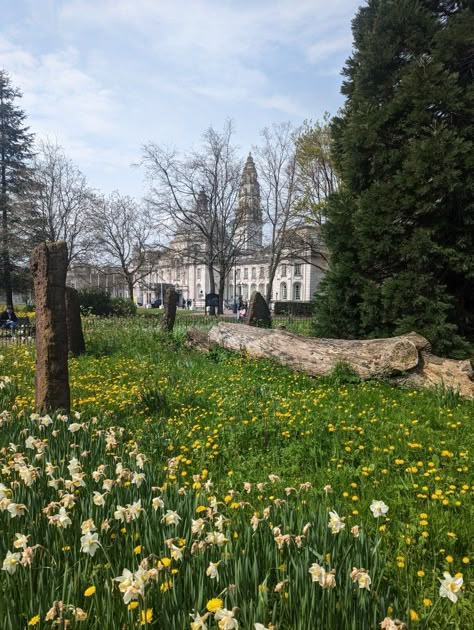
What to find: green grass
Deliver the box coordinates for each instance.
[0,317,472,628]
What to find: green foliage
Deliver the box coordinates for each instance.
[110,297,137,317]
[78,289,114,316]
[0,70,35,306]
[314,0,474,356]
[2,322,473,628]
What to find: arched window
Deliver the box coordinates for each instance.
[250,283,257,295]
[280,282,287,300]
[293,283,301,301]
[258,283,264,294]
[243,285,249,299]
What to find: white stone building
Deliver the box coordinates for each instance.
[136,154,326,308]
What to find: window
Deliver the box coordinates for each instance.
[244,268,248,279]
[293,283,301,300]
[236,269,241,280]
[280,282,287,300]
[280,264,287,277]
[294,263,302,276]
[251,267,256,279]
[197,267,201,280]
[259,266,265,279]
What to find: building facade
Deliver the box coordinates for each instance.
[136,153,326,308]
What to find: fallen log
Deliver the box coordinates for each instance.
[186,323,474,397]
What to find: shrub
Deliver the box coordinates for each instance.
[111,297,137,317]
[77,289,113,316]
[273,301,313,316]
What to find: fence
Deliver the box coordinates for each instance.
[0,322,35,346]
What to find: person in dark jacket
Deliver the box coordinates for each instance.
[0,306,18,331]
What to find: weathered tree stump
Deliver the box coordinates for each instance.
[66,286,86,356]
[161,287,177,332]
[31,242,71,413]
[247,291,271,328]
[186,323,474,397]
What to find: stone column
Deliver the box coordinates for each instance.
[247,291,272,328]
[66,286,86,356]
[161,287,177,332]
[31,241,70,413]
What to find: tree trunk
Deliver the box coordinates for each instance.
[207,262,216,316]
[126,275,134,301]
[218,271,226,315]
[186,323,474,398]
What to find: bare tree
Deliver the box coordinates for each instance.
[90,192,159,300]
[28,140,96,266]
[141,121,244,313]
[254,122,303,304]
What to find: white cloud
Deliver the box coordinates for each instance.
[306,34,353,64]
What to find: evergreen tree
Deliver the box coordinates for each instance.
[0,71,34,305]
[314,0,474,355]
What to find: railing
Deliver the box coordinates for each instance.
[0,323,35,346]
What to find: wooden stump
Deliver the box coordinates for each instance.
[31,242,71,413]
[66,286,86,356]
[161,287,177,332]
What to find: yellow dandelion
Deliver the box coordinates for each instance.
[206,598,223,613]
[28,616,40,626]
[140,608,153,625]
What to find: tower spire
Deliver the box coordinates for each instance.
[236,153,262,251]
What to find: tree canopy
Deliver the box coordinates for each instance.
[314,0,474,356]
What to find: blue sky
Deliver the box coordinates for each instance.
[1,0,361,197]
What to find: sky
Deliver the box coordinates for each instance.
[1,0,362,198]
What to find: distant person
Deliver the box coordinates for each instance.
[0,305,18,331]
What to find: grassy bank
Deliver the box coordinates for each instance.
[0,318,472,628]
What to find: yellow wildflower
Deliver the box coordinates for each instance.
[84,585,96,597]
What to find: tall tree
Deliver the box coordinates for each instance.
[254,122,302,304]
[90,192,159,300]
[142,121,243,314]
[314,0,474,355]
[28,139,96,267]
[0,71,34,305]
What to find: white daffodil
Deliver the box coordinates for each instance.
[93,491,106,507]
[309,562,326,584]
[114,505,128,522]
[7,503,27,518]
[152,496,164,510]
[80,532,100,556]
[131,472,145,487]
[192,518,205,535]
[190,611,210,629]
[13,533,29,550]
[370,500,389,518]
[2,551,21,574]
[68,422,81,433]
[206,561,220,580]
[328,510,345,534]
[439,571,463,603]
[128,500,143,521]
[214,607,238,630]
[161,509,181,526]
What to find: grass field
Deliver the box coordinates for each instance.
[0,317,472,628]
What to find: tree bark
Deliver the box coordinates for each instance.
[186,324,474,397]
